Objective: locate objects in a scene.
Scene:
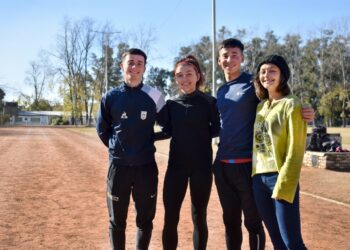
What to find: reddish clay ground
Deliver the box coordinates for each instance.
[0,127,349,249]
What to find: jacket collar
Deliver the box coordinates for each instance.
[122,81,143,91]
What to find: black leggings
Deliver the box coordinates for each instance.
[162,165,212,250]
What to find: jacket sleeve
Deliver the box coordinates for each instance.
[96,95,112,148]
[155,101,172,141]
[209,98,221,138]
[272,101,307,203]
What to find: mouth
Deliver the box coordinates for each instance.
[263,80,275,86]
[128,71,140,76]
[224,64,236,70]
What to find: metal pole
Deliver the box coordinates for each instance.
[212,0,217,97]
[104,33,108,93]
[92,30,120,94]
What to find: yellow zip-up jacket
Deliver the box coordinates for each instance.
[252,94,307,203]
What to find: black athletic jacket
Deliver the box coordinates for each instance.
[96,82,166,165]
[156,90,220,168]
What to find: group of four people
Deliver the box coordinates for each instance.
[96,38,313,250]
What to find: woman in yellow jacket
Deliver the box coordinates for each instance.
[252,55,307,250]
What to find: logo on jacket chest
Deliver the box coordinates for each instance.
[120,111,148,120]
[141,111,147,120]
[121,112,128,119]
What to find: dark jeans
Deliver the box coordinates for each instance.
[106,161,158,250]
[213,161,265,250]
[252,173,307,250]
[162,165,212,250]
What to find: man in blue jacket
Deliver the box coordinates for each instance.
[96,48,166,250]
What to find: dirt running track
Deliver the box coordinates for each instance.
[0,127,349,249]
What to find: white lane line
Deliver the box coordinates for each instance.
[300,191,350,208]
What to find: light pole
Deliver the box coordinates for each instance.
[103,34,108,93]
[93,30,120,94]
[212,0,217,97]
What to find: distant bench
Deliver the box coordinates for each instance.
[306,133,342,146]
[304,133,350,171]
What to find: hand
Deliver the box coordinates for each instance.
[301,106,315,123]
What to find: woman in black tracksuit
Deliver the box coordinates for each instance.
[156,55,220,250]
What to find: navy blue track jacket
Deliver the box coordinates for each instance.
[96,82,166,165]
[216,72,260,159]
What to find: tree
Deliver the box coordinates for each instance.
[0,88,5,112]
[145,67,170,95]
[263,30,281,55]
[175,36,212,94]
[0,88,6,125]
[55,17,96,125]
[329,32,350,127]
[282,34,303,93]
[0,88,5,101]
[318,86,343,126]
[128,25,156,56]
[245,37,264,73]
[299,39,320,108]
[30,99,53,111]
[25,54,53,110]
[217,26,232,42]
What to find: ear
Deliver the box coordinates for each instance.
[217,56,221,65]
[241,54,245,63]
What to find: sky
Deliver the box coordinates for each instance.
[0,0,349,101]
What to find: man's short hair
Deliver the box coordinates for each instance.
[218,38,244,52]
[122,48,147,64]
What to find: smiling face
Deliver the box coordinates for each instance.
[174,63,200,94]
[120,54,146,87]
[218,47,244,81]
[259,63,282,94]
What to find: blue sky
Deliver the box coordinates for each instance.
[1,0,349,101]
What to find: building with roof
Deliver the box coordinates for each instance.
[16,111,65,125]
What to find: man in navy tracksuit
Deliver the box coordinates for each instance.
[96,48,166,250]
[213,39,266,250]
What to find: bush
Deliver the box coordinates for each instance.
[0,114,10,125]
[51,117,69,125]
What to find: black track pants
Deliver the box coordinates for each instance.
[213,161,265,250]
[106,161,158,250]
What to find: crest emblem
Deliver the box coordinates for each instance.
[140,111,147,120]
[121,112,128,119]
